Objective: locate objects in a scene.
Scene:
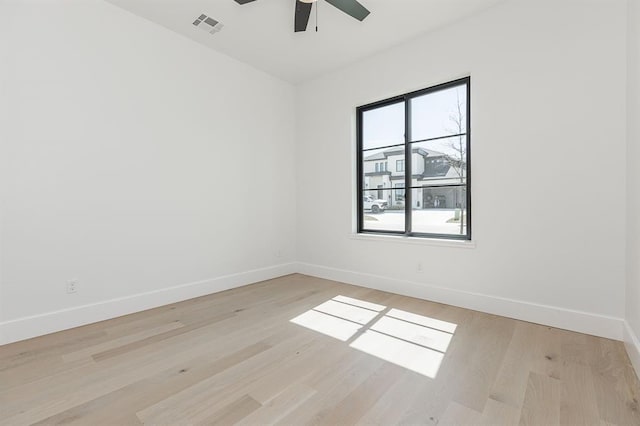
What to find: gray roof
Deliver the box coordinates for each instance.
[364,151,387,161]
[364,145,465,179]
[364,147,446,161]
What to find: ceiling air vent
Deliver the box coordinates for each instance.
[193,14,224,34]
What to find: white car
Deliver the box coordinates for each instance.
[363,196,388,213]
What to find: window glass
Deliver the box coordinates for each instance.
[410,86,467,142]
[362,102,405,150]
[357,78,470,240]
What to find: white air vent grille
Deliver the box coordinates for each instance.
[193,13,224,34]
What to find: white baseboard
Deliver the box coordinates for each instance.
[0,263,297,346]
[624,321,640,379]
[296,262,624,341]
[0,261,626,346]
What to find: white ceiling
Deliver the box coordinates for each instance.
[105,0,506,83]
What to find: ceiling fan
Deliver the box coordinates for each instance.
[233,0,370,32]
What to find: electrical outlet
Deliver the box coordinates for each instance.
[275,250,282,259]
[417,262,423,273]
[67,280,78,294]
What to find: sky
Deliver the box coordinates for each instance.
[362,84,467,160]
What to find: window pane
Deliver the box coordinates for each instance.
[362,102,405,150]
[410,186,467,235]
[410,138,467,187]
[361,189,404,232]
[410,85,467,142]
[362,147,405,199]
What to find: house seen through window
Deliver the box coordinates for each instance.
[357,77,470,240]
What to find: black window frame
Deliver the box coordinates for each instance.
[356,77,471,241]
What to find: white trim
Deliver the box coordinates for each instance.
[349,233,476,249]
[0,261,626,346]
[295,262,624,340]
[624,321,640,379]
[0,263,297,346]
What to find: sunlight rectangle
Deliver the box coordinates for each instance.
[313,300,380,325]
[370,316,453,353]
[332,295,386,312]
[290,310,361,341]
[350,330,444,378]
[386,308,457,334]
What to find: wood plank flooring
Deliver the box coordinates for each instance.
[1,274,639,425]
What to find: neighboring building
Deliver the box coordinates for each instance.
[364,146,466,209]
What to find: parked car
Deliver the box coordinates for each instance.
[363,195,388,213]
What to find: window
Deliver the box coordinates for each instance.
[394,183,404,202]
[375,162,387,172]
[357,77,470,240]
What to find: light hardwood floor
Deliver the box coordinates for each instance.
[1,274,639,425]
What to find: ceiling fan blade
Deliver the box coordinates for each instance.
[294,0,313,32]
[233,0,257,4]
[325,0,370,21]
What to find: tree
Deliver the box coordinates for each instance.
[444,90,467,235]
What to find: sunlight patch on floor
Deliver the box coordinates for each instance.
[290,309,362,341]
[313,300,380,325]
[332,295,386,312]
[349,329,444,378]
[290,295,457,378]
[387,308,457,334]
[368,315,453,353]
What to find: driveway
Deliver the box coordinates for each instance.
[364,208,466,235]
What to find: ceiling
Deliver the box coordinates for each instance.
[105,0,506,83]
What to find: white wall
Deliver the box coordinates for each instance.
[0,0,296,344]
[0,0,633,347]
[625,0,640,372]
[296,0,628,338]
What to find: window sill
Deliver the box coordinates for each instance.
[349,233,476,249]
